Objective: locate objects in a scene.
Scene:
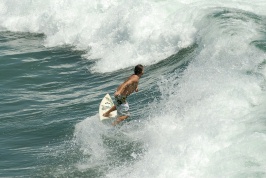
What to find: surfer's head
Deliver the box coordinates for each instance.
[134,64,144,76]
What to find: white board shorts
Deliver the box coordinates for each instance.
[116,102,130,116]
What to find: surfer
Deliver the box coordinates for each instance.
[103,64,144,126]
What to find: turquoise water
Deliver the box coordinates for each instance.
[1,1,266,177]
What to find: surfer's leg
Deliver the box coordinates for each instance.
[112,115,129,126]
[112,102,129,125]
[103,105,116,117]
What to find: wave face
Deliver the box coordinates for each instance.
[1,0,266,177]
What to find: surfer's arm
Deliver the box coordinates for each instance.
[135,80,139,92]
[135,86,139,92]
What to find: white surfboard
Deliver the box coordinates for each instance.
[99,93,117,121]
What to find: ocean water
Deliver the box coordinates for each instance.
[1,0,266,177]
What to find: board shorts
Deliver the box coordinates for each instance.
[114,95,130,117]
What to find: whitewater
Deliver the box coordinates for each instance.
[0,0,266,177]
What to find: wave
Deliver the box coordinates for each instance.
[1,0,265,72]
[2,0,266,177]
[72,2,266,177]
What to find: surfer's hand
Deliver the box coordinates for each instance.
[114,91,119,96]
[135,88,139,92]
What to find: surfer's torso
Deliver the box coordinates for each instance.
[115,74,139,97]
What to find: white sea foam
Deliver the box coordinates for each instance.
[73,115,110,170]
[107,2,266,177]
[105,6,266,177]
[1,0,265,73]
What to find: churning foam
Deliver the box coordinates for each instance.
[107,3,266,178]
[108,7,266,178]
[74,8,266,177]
[1,0,265,73]
[74,115,111,170]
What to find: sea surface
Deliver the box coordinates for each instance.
[1,0,266,177]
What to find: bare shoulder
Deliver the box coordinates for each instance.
[128,74,139,82]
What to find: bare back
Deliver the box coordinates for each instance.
[116,74,139,96]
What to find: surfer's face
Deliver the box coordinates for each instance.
[140,69,144,77]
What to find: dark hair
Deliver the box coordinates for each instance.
[134,64,144,75]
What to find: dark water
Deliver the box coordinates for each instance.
[1,1,266,177]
